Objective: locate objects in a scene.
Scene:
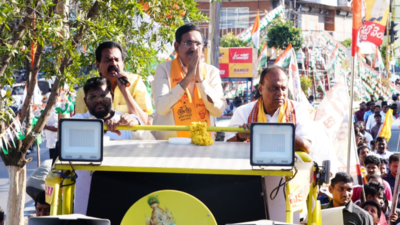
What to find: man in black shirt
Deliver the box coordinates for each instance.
[321,172,373,225]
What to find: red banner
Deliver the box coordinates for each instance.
[229,48,252,63]
[219,63,229,78]
[360,20,386,46]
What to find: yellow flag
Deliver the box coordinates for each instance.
[379,109,393,142]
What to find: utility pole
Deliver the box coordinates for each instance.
[386,0,394,78]
[208,1,221,68]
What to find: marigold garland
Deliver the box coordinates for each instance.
[190,122,213,146]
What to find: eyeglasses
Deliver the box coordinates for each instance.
[181,41,203,48]
[87,94,112,103]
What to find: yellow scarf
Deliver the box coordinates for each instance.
[248,97,296,124]
[170,57,210,137]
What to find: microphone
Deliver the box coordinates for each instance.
[114,68,131,87]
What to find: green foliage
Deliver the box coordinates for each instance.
[220,32,245,47]
[340,38,352,48]
[381,45,387,67]
[300,77,312,94]
[0,0,207,88]
[266,20,304,51]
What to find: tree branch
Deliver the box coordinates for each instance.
[0,0,36,78]
[20,1,101,152]
[19,43,42,125]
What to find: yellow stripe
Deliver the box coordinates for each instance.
[54,164,294,176]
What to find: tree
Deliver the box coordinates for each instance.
[340,38,352,48]
[266,20,304,51]
[0,0,205,224]
[300,77,312,95]
[220,32,245,47]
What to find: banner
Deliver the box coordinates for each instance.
[360,0,390,46]
[351,0,366,56]
[325,44,339,72]
[310,81,361,184]
[205,47,254,78]
[257,42,267,69]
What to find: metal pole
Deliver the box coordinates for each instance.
[209,1,221,68]
[347,56,356,174]
[36,143,40,167]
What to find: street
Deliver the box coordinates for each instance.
[0,141,50,219]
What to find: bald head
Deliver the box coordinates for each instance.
[258,66,289,113]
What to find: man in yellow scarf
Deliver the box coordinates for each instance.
[152,24,227,140]
[225,66,313,154]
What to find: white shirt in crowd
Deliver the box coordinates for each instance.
[365,111,386,131]
[44,110,58,149]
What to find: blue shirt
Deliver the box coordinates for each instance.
[363,110,373,121]
[383,170,396,194]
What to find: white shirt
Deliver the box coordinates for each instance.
[373,150,393,161]
[363,132,373,147]
[151,60,227,140]
[366,111,386,131]
[224,100,314,142]
[73,110,154,215]
[44,110,58,149]
[72,111,154,140]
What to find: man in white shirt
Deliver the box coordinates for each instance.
[373,137,393,161]
[225,66,313,154]
[43,109,58,159]
[366,105,385,132]
[73,77,154,214]
[152,24,226,140]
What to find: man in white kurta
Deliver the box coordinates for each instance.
[225,66,313,154]
[73,77,154,214]
[152,24,226,140]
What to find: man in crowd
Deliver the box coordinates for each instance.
[375,96,384,108]
[355,121,373,148]
[152,24,226,139]
[364,102,376,122]
[370,114,383,140]
[225,66,313,154]
[363,155,392,201]
[75,41,152,124]
[380,158,388,176]
[364,182,399,224]
[356,102,367,122]
[362,200,381,225]
[366,106,383,132]
[73,77,154,214]
[383,154,399,195]
[321,172,373,225]
[358,146,370,176]
[35,191,50,217]
[391,104,399,119]
[373,137,393,161]
[392,94,400,111]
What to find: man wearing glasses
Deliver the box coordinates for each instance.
[73,77,153,140]
[152,24,227,140]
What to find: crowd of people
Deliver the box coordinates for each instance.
[319,96,400,225]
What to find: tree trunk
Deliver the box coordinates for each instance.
[6,166,26,225]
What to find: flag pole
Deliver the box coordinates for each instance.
[347,55,356,174]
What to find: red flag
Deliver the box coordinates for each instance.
[351,0,364,56]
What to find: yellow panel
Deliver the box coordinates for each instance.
[219,48,230,64]
[121,190,217,225]
[229,63,253,78]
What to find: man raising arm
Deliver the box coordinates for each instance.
[75,41,152,124]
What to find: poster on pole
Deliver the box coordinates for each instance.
[360,0,390,46]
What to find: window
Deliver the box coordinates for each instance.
[220,7,249,29]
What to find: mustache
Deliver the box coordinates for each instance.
[186,51,194,56]
[107,65,119,73]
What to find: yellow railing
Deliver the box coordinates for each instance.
[103,125,250,133]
